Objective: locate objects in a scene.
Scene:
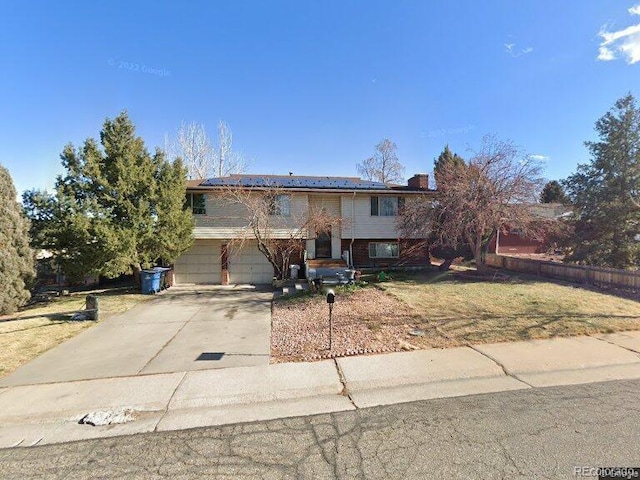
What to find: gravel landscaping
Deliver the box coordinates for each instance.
[271,286,433,363]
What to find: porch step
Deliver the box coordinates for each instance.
[307,259,348,268]
[281,282,309,297]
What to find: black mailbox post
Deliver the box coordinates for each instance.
[326,290,335,304]
[326,289,335,349]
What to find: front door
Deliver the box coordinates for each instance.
[315,228,332,258]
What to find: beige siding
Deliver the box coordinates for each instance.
[341,194,402,239]
[191,192,309,239]
[174,239,222,284]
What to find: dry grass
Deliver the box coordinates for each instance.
[381,268,640,347]
[0,286,152,378]
[272,267,640,362]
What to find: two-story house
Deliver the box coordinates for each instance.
[174,174,434,284]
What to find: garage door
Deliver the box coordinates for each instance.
[173,240,221,284]
[229,242,274,284]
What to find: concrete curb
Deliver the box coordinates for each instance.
[3,334,640,449]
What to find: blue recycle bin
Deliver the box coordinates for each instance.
[141,269,162,294]
[151,266,172,290]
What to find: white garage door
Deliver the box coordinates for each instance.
[173,240,221,284]
[229,242,274,284]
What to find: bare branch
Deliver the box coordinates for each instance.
[165,120,247,179]
[357,139,405,184]
[398,135,545,268]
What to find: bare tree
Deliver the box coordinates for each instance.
[210,182,343,280]
[357,138,405,184]
[165,120,246,179]
[399,134,545,270]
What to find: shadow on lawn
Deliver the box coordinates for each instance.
[411,312,640,344]
[391,267,640,303]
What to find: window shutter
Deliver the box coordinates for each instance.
[398,196,405,212]
[369,243,377,257]
[370,196,379,216]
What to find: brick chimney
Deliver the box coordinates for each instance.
[407,174,429,190]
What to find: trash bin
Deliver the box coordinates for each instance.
[141,270,162,294]
[151,267,171,290]
[290,264,300,280]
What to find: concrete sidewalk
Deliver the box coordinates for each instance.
[1,332,640,449]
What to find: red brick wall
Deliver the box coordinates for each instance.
[407,174,429,190]
[341,239,430,268]
[488,230,544,254]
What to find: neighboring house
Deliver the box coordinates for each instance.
[488,203,571,255]
[174,174,435,284]
[35,250,99,288]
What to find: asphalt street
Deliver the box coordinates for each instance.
[1,378,639,479]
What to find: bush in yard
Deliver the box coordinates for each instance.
[0,164,35,314]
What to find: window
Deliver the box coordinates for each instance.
[185,193,206,215]
[370,196,404,216]
[268,194,291,216]
[369,242,399,258]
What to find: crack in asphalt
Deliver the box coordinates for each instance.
[1,378,640,479]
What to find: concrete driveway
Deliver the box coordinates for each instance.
[0,286,272,387]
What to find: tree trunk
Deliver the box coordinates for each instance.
[473,236,487,273]
[131,263,142,285]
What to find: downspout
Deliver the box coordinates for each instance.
[495,229,500,255]
[349,191,356,269]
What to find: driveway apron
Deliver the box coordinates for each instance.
[0,287,272,387]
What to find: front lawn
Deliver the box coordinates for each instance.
[0,286,153,378]
[271,268,640,362]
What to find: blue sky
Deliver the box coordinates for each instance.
[1,1,639,195]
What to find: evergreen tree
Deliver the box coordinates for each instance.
[540,180,569,204]
[431,145,469,269]
[564,94,640,269]
[23,112,194,282]
[433,145,465,189]
[0,165,35,314]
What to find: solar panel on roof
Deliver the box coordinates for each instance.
[201,176,391,190]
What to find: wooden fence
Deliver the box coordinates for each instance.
[485,254,640,290]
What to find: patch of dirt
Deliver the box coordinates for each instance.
[271,287,446,363]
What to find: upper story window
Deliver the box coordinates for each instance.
[370,196,404,216]
[268,194,291,216]
[185,193,206,215]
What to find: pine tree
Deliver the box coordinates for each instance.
[0,165,35,314]
[433,145,465,189]
[540,180,569,204]
[23,112,194,283]
[564,94,640,269]
[431,145,470,269]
